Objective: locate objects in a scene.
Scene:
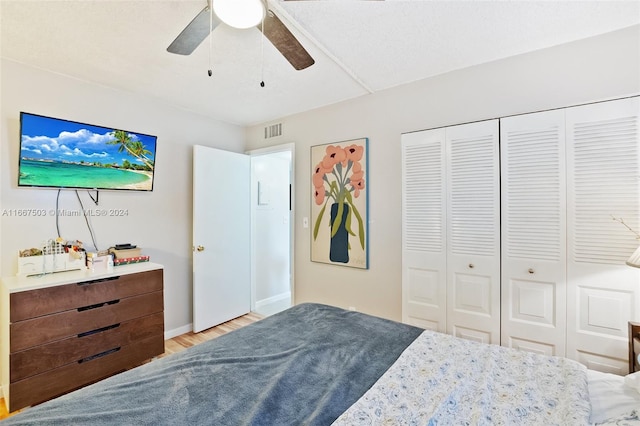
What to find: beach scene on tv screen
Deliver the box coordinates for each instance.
[19,114,156,191]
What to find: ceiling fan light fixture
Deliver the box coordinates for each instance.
[213,0,265,29]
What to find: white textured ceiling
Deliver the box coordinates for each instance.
[1,1,639,126]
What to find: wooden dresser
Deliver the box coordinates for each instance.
[1,263,164,412]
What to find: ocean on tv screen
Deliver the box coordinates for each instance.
[19,159,152,190]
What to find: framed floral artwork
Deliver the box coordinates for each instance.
[311,138,368,269]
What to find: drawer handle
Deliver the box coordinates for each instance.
[78,347,121,364]
[77,276,120,286]
[77,299,120,312]
[77,323,121,338]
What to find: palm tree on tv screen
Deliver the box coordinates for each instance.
[130,140,154,169]
[107,130,154,171]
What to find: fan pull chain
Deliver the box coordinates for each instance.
[259,14,265,87]
[208,1,213,77]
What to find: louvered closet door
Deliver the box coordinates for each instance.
[566,97,640,373]
[402,129,447,331]
[446,120,501,344]
[501,110,567,356]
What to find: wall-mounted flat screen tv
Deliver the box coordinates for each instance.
[18,112,157,191]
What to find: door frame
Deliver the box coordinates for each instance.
[246,143,295,312]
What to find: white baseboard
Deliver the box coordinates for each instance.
[255,292,291,316]
[256,291,291,309]
[164,294,291,340]
[164,323,192,340]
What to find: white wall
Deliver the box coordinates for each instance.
[245,25,640,322]
[0,59,245,334]
[252,153,291,302]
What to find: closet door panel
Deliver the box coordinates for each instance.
[566,97,640,373]
[402,129,447,332]
[501,109,567,356]
[570,267,635,373]
[446,120,501,344]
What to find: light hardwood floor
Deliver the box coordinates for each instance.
[160,311,263,357]
[0,312,264,420]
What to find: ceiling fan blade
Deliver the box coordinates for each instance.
[262,10,315,70]
[167,5,220,55]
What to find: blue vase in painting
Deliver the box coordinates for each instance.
[329,203,349,263]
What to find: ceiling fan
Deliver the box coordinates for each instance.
[167,0,315,71]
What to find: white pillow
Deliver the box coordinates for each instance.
[588,370,640,424]
[624,372,640,394]
[594,409,639,425]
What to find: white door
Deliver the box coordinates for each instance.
[445,120,501,344]
[500,109,567,356]
[401,128,447,332]
[193,145,250,332]
[566,97,640,373]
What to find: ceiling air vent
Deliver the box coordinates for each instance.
[264,123,282,139]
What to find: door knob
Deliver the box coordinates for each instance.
[528,268,535,274]
[196,245,205,252]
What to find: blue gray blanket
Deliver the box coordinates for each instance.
[2,303,422,425]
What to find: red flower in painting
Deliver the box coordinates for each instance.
[314,187,325,205]
[313,169,325,190]
[313,162,332,205]
[321,145,347,170]
[351,178,365,198]
[345,144,364,163]
[349,169,364,183]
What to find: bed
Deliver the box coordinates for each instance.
[1,303,639,425]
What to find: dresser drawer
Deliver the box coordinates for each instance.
[10,312,164,382]
[2,264,165,412]
[10,291,163,351]
[9,334,164,410]
[10,269,163,322]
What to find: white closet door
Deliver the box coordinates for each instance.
[402,129,447,331]
[566,97,640,373]
[445,120,501,344]
[501,109,567,356]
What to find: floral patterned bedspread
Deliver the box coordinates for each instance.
[332,330,591,425]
